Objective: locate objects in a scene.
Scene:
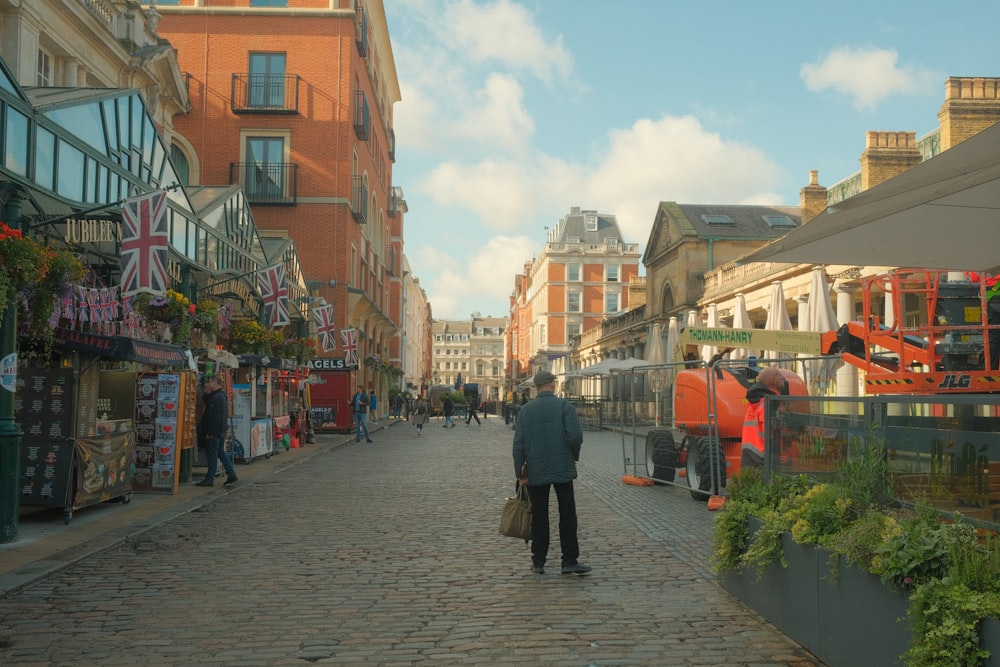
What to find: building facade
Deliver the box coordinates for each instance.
[508,206,641,385]
[151,0,406,398]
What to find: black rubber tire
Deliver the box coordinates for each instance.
[645,429,678,482]
[686,436,726,501]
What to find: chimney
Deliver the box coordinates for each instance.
[938,77,1000,150]
[799,170,827,223]
[860,131,921,191]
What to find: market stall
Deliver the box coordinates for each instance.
[15,329,191,523]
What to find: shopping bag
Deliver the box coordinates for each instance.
[499,483,532,540]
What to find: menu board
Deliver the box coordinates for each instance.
[15,368,76,508]
[181,370,197,450]
[75,365,100,437]
[74,431,133,508]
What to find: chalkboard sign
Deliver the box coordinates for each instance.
[15,368,77,508]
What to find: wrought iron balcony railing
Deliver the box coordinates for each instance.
[229,162,298,205]
[231,73,300,114]
[351,175,368,224]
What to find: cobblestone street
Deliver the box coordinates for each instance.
[0,417,822,666]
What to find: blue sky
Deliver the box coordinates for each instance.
[383,0,1000,320]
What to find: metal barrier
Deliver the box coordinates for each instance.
[609,356,1000,530]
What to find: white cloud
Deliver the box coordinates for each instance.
[414,235,537,319]
[800,46,939,110]
[452,74,534,153]
[445,0,573,85]
[587,115,783,244]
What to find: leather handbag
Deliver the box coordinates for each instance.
[499,482,532,540]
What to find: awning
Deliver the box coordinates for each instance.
[54,328,189,367]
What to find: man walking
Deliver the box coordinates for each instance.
[465,394,481,426]
[196,374,238,487]
[512,370,590,576]
[442,393,457,428]
[352,384,373,443]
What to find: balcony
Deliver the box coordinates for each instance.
[351,175,368,224]
[388,186,403,218]
[355,4,369,57]
[231,74,300,114]
[385,245,398,276]
[353,90,370,140]
[229,162,298,205]
[387,128,395,161]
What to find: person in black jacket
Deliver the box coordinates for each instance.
[196,374,238,487]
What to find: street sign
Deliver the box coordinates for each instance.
[681,327,823,355]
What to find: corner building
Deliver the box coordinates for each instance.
[150,0,404,392]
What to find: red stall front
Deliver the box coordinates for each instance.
[306,357,353,433]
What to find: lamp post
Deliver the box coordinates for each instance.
[0,186,25,543]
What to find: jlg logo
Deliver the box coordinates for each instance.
[938,374,972,389]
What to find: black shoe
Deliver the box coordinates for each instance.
[195,480,213,487]
[366,439,373,443]
[561,562,592,575]
[531,565,545,574]
[224,476,239,485]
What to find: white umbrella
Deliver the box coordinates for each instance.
[765,281,795,369]
[701,304,720,364]
[665,316,682,429]
[729,293,757,361]
[685,310,700,367]
[645,322,667,426]
[579,357,619,377]
[801,267,842,394]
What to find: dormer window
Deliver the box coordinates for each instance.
[585,213,597,231]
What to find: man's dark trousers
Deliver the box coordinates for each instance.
[526,481,579,567]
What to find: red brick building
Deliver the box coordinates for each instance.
[152,0,403,390]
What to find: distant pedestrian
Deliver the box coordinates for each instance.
[368,388,378,423]
[352,385,373,443]
[196,374,238,487]
[412,394,429,434]
[513,370,590,576]
[442,394,457,428]
[393,393,404,419]
[465,394,481,426]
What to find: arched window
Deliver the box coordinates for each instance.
[170,144,190,186]
[661,282,675,313]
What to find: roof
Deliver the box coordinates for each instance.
[672,203,801,240]
[554,208,628,244]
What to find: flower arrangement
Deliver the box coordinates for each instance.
[280,336,316,363]
[229,320,269,354]
[132,289,208,346]
[191,298,220,337]
[0,221,85,346]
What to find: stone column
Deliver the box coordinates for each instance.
[835,284,859,398]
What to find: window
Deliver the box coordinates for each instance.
[250,0,288,6]
[568,322,581,339]
[36,49,53,87]
[605,237,618,247]
[248,53,286,108]
[566,292,581,312]
[762,215,797,228]
[567,263,581,281]
[606,264,619,282]
[170,144,190,186]
[540,324,546,345]
[585,213,597,231]
[245,136,285,199]
[605,292,620,313]
[701,214,734,225]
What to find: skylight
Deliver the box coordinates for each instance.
[701,214,734,225]
[762,215,797,228]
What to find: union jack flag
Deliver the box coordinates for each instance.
[76,286,89,323]
[120,191,169,297]
[257,264,290,327]
[341,328,358,368]
[313,304,335,352]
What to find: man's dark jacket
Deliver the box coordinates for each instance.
[199,388,228,441]
[512,391,583,485]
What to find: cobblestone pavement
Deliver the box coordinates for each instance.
[0,416,822,666]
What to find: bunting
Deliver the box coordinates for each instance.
[341,328,358,367]
[313,304,336,352]
[120,191,169,297]
[257,264,290,327]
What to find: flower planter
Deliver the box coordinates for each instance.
[983,617,1000,666]
[719,518,911,666]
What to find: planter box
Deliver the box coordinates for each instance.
[719,519,911,666]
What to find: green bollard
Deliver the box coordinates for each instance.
[0,301,22,543]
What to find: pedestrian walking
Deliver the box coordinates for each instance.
[368,388,378,423]
[393,393,404,419]
[512,369,590,576]
[465,394,481,426]
[412,394,429,434]
[195,374,238,487]
[352,385,373,443]
[442,394,457,427]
